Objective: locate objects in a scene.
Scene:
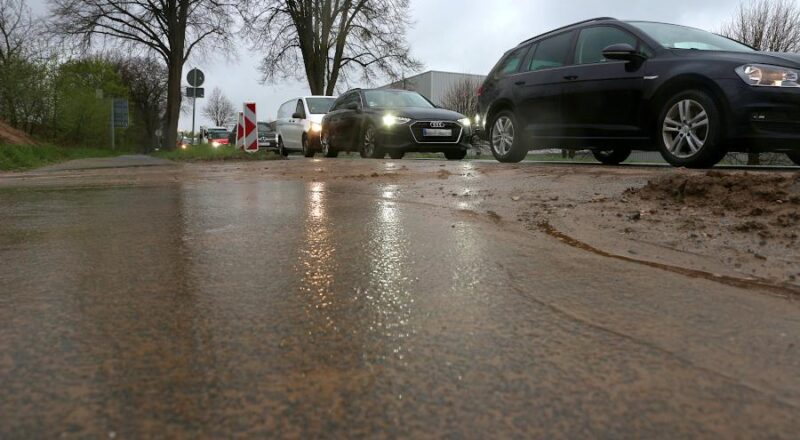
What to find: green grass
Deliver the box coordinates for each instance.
[0,143,123,171]
[152,143,283,162]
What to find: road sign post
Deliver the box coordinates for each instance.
[110,98,129,150]
[187,69,205,144]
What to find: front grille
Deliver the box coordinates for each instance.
[409,121,463,144]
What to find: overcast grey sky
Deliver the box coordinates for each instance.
[29,0,739,128]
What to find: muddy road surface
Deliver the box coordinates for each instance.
[1,157,799,438]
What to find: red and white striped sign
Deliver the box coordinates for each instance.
[243,102,258,153]
[235,111,245,150]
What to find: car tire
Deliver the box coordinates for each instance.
[388,151,405,160]
[657,90,727,168]
[360,123,384,159]
[302,135,315,158]
[278,137,289,157]
[321,130,338,158]
[592,148,631,165]
[489,110,527,163]
[444,150,467,161]
[787,151,800,166]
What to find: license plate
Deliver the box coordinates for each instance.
[423,128,452,137]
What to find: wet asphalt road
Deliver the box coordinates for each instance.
[1,158,799,439]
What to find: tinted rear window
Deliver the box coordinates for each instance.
[528,31,574,71]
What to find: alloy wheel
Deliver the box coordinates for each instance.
[363,126,376,157]
[492,116,515,155]
[662,99,709,159]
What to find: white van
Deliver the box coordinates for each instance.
[276,96,337,157]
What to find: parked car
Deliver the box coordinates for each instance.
[276,96,337,157]
[477,17,800,168]
[258,122,279,150]
[320,88,472,160]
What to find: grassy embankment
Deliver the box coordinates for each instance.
[0,143,123,171]
[152,143,283,162]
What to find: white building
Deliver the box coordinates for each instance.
[381,70,487,106]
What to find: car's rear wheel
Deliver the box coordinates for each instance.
[388,151,405,160]
[657,90,726,168]
[444,150,467,161]
[360,124,384,159]
[592,148,631,165]
[278,137,289,157]
[302,135,315,158]
[320,130,338,158]
[787,151,800,166]
[490,111,527,163]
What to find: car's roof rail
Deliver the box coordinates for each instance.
[519,17,617,45]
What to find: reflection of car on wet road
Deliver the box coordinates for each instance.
[320,89,472,160]
[478,17,800,168]
[276,96,337,158]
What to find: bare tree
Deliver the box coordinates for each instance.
[114,55,167,152]
[0,0,34,63]
[202,86,235,126]
[722,0,800,165]
[49,0,234,150]
[239,0,422,96]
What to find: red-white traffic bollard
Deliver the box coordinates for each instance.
[235,111,245,150]
[243,102,258,153]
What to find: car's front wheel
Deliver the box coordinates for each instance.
[360,124,384,159]
[320,130,338,158]
[592,148,631,165]
[787,151,800,166]
[302,135,315,158]
[490,111,527,163]
[444,150,467,161]
[657,90,726,168]
[278,137,289,157]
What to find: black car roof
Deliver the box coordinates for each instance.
[517,17,618,47]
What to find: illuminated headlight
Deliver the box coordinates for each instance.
[383,115,411,126]
[211,141,220,148]
[181,144,187,150]
[736,64,800,87]
[310,122,322,132]
[474,115,481,125]
[458,117,472,127]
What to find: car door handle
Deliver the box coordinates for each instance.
[564,75,579,81]
[514,80,526,86]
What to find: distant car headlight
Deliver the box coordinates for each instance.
[181,144,187,150]
[211,141,220,148]
[310,123,322,132]
[383,115,412,126]
[737,64,800,87]
[458,118,472,127]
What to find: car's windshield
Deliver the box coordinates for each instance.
[629,21,754,52]
[257,122,272,133]
[363,90,434,109]
[306,98,336,114]
[207,129,228,139]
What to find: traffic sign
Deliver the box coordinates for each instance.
[112,99,129,128]
[243,102,258,153]
[186,87,204,98]
[187,68,205,87]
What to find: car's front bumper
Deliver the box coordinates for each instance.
[258,139,279,150]
[377,122,472,153]
[721,79,800,152]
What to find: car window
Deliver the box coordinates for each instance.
[363,90,434,108]
[306,98,336,114]
[295,100,305,118]
[279,101,292,119]
[575,26,639,64]
[494,45,529,78]
[528,31,575,71]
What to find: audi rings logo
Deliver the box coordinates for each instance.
[430,121,446,128]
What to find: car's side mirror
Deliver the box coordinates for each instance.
[602,43,646,62]
[292,112,305,120]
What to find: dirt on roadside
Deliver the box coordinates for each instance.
[0,120,36,145]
